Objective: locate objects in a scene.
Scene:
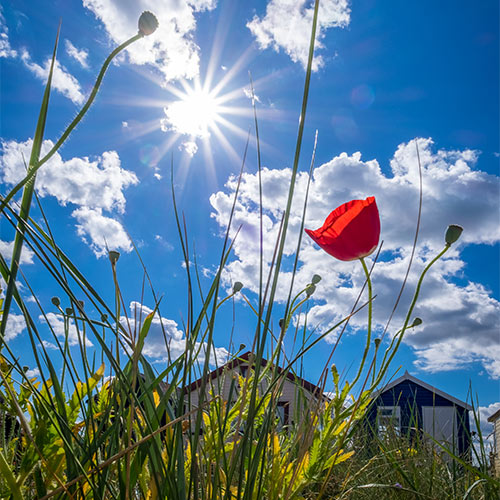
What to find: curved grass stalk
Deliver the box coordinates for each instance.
[0,29,144,346]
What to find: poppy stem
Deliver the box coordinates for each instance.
[351,257,373,387]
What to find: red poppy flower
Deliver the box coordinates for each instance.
[305,197,380,261]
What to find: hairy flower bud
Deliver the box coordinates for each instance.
[411,317,423,327]
[138,11,159,36]
[109,251,120,265]
[233,281,243,293]
[306,284,316,297]
[65,308,73,315]
[311,274,322,284]
[445,225,463,246]
[51,296,61,307]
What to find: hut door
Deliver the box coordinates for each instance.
[422,406,457,451]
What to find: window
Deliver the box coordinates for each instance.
[277,401,290,428]
[377,406,401,436]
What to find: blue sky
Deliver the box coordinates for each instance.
[1,1,499,430]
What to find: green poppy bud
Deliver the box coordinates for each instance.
[233,282,243,293]
[311,274,322,284]
[239,343,246,351]
[51,296,60,307]
[65,308,73,315]
[306,284,316,297]
[331,364,338,380]
[445,225,463,246]
[109,251,120,265]
[411,317,423,327]
[138,11,159,36]
[374,338,381,347]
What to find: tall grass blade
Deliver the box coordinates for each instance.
[0,24,60,345]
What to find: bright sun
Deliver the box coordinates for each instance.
[163,85,222,139]
[130,58,265,178]
[158,73,254,168]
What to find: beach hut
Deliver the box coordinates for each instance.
[366,371,472,456]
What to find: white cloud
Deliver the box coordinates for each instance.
[40,312,93,347]
[247,0,350,70]
[65,39,89,68]
[41,340,58,350]
[0,139,138,258]
[20,49,85,104]
[73,207,132,257]
[209,138,500,378]
[121,301,228,366]
[0,32,16,58]
[0,139,138,212]
[243,87,261,103]
[3,313,26,341]
[473,401,500,454]
[82,0,216,83]
[0,10,16,59]
[180,140,198,157]
[0,240,35,265]
[477,401,500,429]
[153,234,174,251]
[25,367,40,378]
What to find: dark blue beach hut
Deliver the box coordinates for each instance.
[366,371,472,456]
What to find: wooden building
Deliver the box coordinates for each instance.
[183,351,325,427]
[366,371,472,456]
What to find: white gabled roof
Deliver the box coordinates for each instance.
[487,408,500,423]
[373,370,473,411]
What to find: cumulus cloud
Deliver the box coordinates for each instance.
[65,39,89,68]
[121,301,229,366]
[20,49,85,104]
[209,138,500,378]
[473,401,500,453]
[0,139,138,257]
[477,402,500,431]
[0,140,137,212]
[0,240,35,265]
[3,313,26,341]
[40,312,93,347]
[25,367,40,378]
[73,207,133,257]
[82,0,216,82]
[247,0,350,70]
